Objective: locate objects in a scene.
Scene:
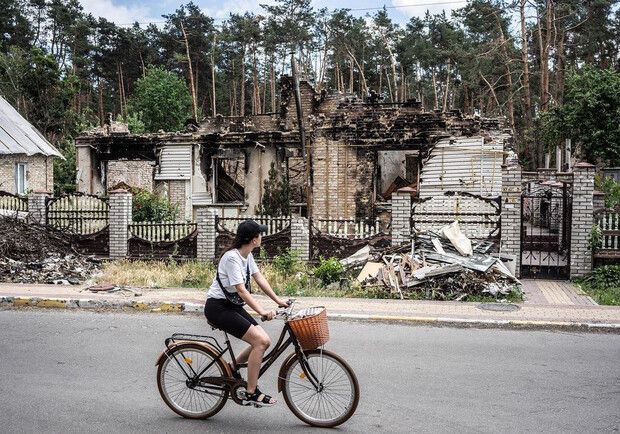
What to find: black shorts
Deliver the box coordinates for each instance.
[204,298,258,339]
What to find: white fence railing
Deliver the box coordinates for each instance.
[217,215,291,236]
[129,221,197,242]
[314,218,386,239]
[595,208,620,253]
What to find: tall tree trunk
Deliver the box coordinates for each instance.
[520,0,532,128]
[496,20,516,130]
[98,78,104,127]
[240,48,246,117]
[442,59,451,112]
[252,44,260,114]
[349,56,354,94]
[181,22,198,121]
[270,59,276,112]
[431,69,439,110]
[211,33,217,116]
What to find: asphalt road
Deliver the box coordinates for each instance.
[1,309,619,434]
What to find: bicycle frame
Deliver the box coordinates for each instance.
[164,322,322,393]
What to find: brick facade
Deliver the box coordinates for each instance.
[169,180,188,219]
[570,163,595,278]
[0,154,53,194]
[312,137,358,220]
[500,164,522,277]
[107,160,154,192]
[109,190,132,259]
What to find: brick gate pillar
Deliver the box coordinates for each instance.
[197,207,217,261]
[570,162,595,278]
[109,189,132,259]
[391,188,413,246]
[27,191,51,225]
[500,163,522,277]
[291,217,310,261]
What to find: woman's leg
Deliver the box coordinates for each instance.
[241,325,272,395]
[235,345,252,365]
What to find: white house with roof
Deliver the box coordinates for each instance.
[0,95,64,195]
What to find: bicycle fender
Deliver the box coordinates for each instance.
[277,352,298,393]
[155,341,231,378]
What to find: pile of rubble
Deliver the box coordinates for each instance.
[0,217,100,284]
[342,221,520,301]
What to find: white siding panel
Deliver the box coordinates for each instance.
[419,136,504,198]
[155,145,192,180]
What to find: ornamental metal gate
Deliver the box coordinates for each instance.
[520,181,572,279]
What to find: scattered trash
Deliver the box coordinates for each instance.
[84,283,142,296]
[0,216,101,284]
[339,220,521,301]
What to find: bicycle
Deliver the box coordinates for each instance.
[155,300,360,428]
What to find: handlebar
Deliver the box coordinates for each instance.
[260,298,296,322]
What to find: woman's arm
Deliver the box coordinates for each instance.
[235,283,273,317]
[253,271,288,307]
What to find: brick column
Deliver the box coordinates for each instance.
[570,162,595,278]
[291,217,310,261]
[27,191,51,225]
[593,190,605,210]
[197,207,216,261]
[391,188,412,246]
[500,164,522,277]
[109,189,132,259]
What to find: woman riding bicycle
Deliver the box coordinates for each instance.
[204,219,288,407]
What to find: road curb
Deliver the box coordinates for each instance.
[1,295,619,332]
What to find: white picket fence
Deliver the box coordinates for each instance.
[129,221,197,242]
[315,218,385,239]
[217,215,291,236]
[596,209,620,251]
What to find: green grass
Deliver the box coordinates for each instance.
[575,265,620,306]
[97,259,523,302]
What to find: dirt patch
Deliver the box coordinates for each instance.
[0,217,101,284]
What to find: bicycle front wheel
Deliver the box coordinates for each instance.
[281,349,360,428]
[157,343,228,419]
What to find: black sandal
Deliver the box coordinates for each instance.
[244,388,277,407]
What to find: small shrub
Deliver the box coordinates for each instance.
[589,224,603,250]
[577,265,620,306]
[132,188,179,222]
[313,257,345,285]
[272,249,301,276]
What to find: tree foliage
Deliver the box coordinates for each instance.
[128,66,192,133]
[541,67,620,166]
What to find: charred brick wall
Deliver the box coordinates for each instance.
[107,160,154,192]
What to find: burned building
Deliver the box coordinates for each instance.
[75,77,510,220]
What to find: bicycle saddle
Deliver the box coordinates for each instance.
[207,320,220,331]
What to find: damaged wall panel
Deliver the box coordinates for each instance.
[418,136,504,198]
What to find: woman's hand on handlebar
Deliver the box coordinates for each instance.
[260,310,276,321]
[276,297,291,308]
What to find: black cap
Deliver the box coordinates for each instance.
[237,219,268,242]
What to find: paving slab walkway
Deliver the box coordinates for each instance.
[522,279,597,306]
[1,281,618,329]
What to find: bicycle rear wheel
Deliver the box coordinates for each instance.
[157,343,228,419]
[281,349,360,428]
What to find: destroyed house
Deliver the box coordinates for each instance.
[75,77,510,220]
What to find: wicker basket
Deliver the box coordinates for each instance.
[287,307,329,350]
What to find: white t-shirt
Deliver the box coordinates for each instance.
[206,249,260,300]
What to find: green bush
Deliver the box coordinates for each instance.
[595,175,620,208]
[132,188,179,222]
[577,265,620,306]
[313,257,345,285]
[272,249,301,276]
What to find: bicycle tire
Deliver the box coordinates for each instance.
[281,349,360,428]
[157,343,229,419]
